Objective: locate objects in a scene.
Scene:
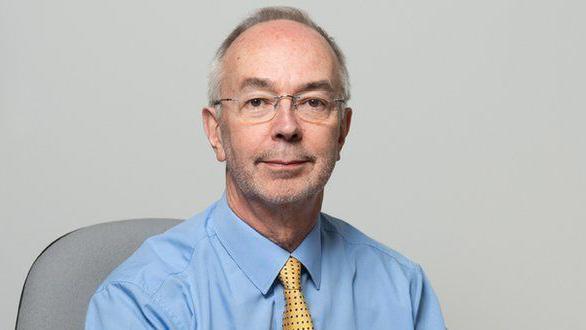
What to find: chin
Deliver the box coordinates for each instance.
[255,185,320,205]
[227,164,330,206]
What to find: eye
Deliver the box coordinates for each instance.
[307,98,325,107]
[241,97,273,117]
[247,98,266,107]
[298,97,329,112]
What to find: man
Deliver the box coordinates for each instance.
[86,6,446,330]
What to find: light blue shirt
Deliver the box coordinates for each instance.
[86,193,446,329]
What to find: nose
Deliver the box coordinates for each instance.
[270,97,302,143]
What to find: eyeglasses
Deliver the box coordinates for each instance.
[212,92,346,123]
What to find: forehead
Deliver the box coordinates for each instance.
[222,20,338,93]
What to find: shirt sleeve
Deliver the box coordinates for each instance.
[85,282,181,330]
[410,264,447,330]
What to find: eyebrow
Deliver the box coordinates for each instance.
[239,77,335,94]
[300,80,335,93]
[239,77,275,91]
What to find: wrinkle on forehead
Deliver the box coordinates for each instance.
[230,19,333,56]
[238,77,335,95]
[221,19,341,95]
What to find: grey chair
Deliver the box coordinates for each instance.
[15,218,182,330]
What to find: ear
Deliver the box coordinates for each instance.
[337,107,352,161]
[202,107,226,162]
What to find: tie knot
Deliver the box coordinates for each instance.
[278,256,302,290]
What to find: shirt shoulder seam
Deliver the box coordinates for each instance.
[96,280,186,329]
[148,201,221,297]
[150,232,209,297]
[322,218,418,271]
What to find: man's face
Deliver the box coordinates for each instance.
[204,20,352,205]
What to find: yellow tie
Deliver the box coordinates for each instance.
[278,256,315,330]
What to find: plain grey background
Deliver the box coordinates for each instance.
[2,0,585,329]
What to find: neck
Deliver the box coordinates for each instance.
[225,179,322,253]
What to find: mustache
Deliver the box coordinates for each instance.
[254,149,317,164]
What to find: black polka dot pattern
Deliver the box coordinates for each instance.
[278,256,314,330]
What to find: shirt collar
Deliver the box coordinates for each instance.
[211,192,322,295]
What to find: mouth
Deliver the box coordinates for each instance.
[258,159,312,169]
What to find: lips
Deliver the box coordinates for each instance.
[258,158,312,171]
[262,159,309,165]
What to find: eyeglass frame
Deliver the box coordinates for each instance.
[211,93,347,122]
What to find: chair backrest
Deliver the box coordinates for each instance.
[15,218,182,330]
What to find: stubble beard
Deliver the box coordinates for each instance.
[222,138,338,206]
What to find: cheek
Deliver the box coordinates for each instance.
[307,127,340,155]
[225,124,268,159]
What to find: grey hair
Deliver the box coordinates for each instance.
[207,6,351,112]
